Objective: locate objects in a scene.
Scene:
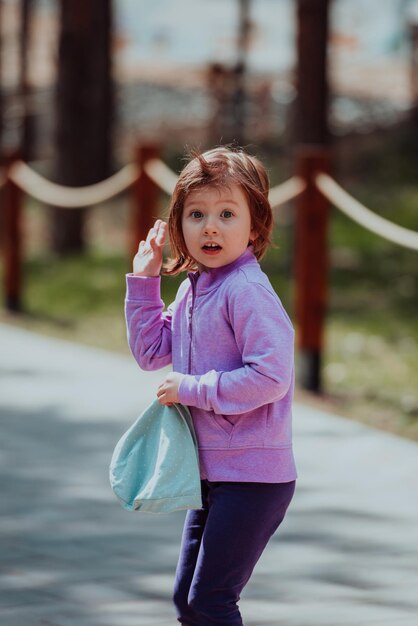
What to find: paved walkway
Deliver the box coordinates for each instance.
[1,323,418,626]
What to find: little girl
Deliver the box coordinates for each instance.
[125,146,297,625]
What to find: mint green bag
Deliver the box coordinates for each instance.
[109,400,202,513]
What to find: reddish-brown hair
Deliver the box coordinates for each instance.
[163,146,273,275]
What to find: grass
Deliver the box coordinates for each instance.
[1,127,417,441]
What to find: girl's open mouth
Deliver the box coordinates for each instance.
[202,243,222,254]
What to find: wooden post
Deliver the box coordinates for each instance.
[294,146,330,392]
[2,157,23,312]
[293,0,331,392]
[130,143,161,261]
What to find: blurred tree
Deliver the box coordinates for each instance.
[52,0,114,255]
[0,0,3,157]
[410,21,418,125]
[207,0,251,146]
[232,0,251,145]
[294,0,330,145]
[19,0,35,161]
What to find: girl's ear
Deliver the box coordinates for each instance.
[249,228,258,243]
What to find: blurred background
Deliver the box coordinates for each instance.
[0,0,417,439]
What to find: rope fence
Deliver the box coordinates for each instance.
[3,157,416,253]
[269,176,306,209]
[124,160,415,252]
[144,158,178,196]
[8,160,140,208]
[315,173,418,252]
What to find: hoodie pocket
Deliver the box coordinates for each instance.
[229,407,268,448]
[213,413,235,436]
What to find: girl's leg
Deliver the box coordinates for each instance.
[173,481,209,625]
[186,480,295,626]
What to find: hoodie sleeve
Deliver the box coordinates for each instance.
[177,281,294,414]
[125,274,173,371]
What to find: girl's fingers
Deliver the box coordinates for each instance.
[145,227,155,247]
[157,395,172,406]
[150,221,167,250]
[156,222,167,246]
[151,219,162,241]
[136,220,165,261]
[144,220,160,244]
[157,381,169,402]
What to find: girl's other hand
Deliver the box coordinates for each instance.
[157,372,184,406]
[133,219,167,277]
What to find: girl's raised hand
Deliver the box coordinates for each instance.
[133,220,167,277]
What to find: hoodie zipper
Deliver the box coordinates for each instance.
[188,278,197,375]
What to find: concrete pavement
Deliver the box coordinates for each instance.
[1,322,418,626]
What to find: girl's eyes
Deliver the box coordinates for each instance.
[188,210,234,219]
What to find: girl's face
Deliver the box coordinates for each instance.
[181,184,256,270]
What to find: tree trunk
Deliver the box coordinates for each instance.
[410,22,418,125]
[0,0,3,158]
[207,0,251,146]
[19,0,35,161]
[52,0,114,255]
[232,0,251,145]
[294,0,330,145]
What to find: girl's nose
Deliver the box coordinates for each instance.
[204,218,218,235]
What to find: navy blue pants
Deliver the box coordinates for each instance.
[173,479,296,626]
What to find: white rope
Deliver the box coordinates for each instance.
[316,173,418,251]
[8,160,140,208]
[144,158,178,195]
[268,176,306,209]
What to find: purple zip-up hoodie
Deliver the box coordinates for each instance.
[125,247,297,483]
